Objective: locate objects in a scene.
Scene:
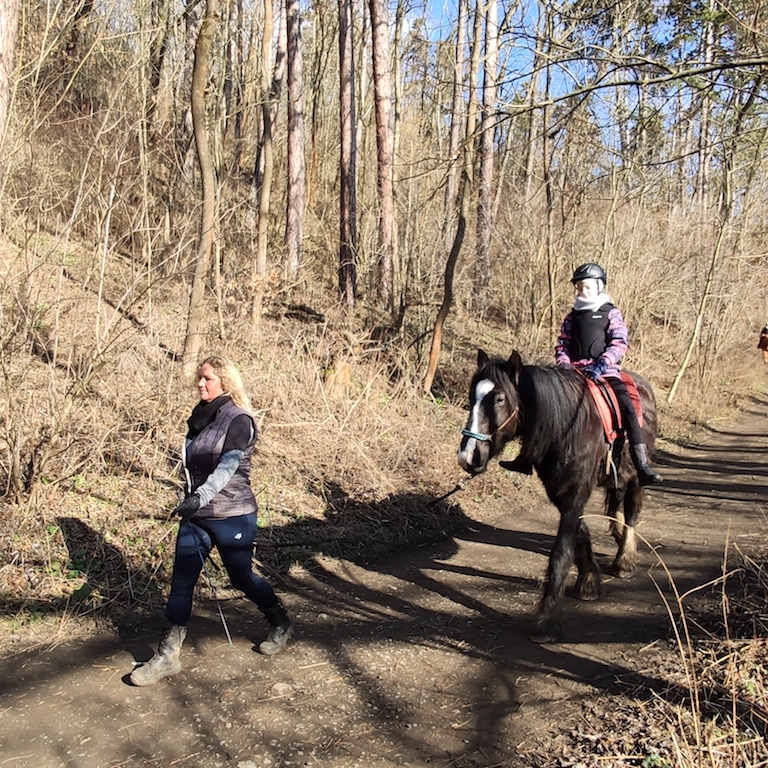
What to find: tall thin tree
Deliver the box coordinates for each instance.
[473,0,498,318]
[285,0,305,280]
[443,0,468,244]
[338,0,357,310]
[0,0,19,153]
[182,0,219,372]
[369,0,396,313]
[251,0,276,325]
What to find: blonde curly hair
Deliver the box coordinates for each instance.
[197,355,253,412]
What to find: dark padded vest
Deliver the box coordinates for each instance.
[185,399,257,518]
[570,302,614,360]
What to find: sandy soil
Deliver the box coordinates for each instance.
[1,393,767,768]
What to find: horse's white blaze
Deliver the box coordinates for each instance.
[459,378,495,458]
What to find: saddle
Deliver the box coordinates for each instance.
[583,371,643,444]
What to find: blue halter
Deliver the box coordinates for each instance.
[461,428,491,442]
[461,406,519,444]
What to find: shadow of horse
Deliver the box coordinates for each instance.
[254,480,473,575]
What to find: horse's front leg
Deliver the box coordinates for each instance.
[532,506,583,644]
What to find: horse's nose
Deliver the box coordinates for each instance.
[457,444,485,474]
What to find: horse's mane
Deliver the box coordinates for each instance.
[478,358,594,465]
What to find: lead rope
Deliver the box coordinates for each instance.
[429,474,478,506]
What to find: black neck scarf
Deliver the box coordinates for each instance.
[187,395,230,437]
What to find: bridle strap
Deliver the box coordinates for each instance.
[461,428,491,442]
[461,406,518,443]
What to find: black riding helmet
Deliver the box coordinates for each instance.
[571,262,607,284]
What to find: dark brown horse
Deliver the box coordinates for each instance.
[457,349,659,643]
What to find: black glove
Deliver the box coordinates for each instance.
[584,368,600,381]
[173,494,201,522]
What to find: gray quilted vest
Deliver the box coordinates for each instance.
[185,398,257,518]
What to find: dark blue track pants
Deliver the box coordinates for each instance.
[166,513,277,626]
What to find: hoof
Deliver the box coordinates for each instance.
[531,618,561,644]
[613,557,636,579]
[575,572,601,601]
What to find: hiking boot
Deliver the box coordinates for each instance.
[130,625,187,686]
[631,444,663,487]
[499,457,533,475]
[258,600,293,656]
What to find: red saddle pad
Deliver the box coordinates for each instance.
[584,371,642,443]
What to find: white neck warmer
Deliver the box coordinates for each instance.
[573,290,611,312]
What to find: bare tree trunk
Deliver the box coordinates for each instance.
[224,0,244,174]
[541,14,555,337]
[182,0,219,373]
[0,0,19,153]
[250,3,286,209]
[251,0,275,325]
[176,3,201,197]
[423,169,470,394]
[422,2,480,393]
[522,4,545,200]
[338,0,357,311]
[443,0,467,246]
[145,0,171,134]
[284,0,305,280]
[473,0,498,318]
[307,0,332,208]
[666,215,727,404]
[695,12,714,214]
[369,0,395,313]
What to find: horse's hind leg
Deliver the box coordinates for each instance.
[606,487,626,545]
[609,483,642,578]
[574,519,601,601]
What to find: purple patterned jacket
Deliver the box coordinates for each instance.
[554,304,628,379]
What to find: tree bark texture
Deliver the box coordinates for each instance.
[0,0,19,150]
[338,0,357,311]
[474,0,498,318]
[285,0,305,280]
[182,0,218,372]
[443,0,467,246]
[251,0,275,326]
[369,0,396,313]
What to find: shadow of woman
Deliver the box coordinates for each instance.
[56,516,169,671]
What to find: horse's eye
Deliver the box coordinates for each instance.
[494,392,506,407]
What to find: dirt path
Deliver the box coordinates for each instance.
[2,394,767,768]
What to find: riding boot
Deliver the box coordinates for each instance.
[130,624,187,686]
[258,599,294,656]
[631,443,663,487]
[499,456,533,475]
